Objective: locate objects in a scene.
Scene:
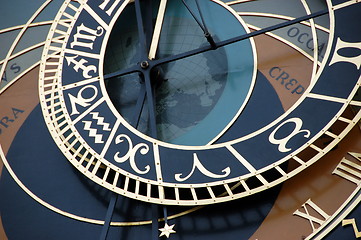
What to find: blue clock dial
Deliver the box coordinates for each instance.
[2,0,361,240]
[36,0,361,206]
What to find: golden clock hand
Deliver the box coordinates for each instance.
[148,0,168,60]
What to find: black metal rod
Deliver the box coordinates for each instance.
[99,194,118,240]
[195,0,209,33]
[131,83,146,128]
[153,9,329,66]
[103,65,139,80]
[181,0,206,33]
[134,0,147,60]
[143,72,158,138]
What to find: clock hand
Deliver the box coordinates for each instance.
[103,65,139,80]
[152,9,328,67]
[181,0,216,48]
[103,8,328,83]
[134,2,163,239]
[131,83,146,129]
[134,0,147,60]
[148,0,168,60]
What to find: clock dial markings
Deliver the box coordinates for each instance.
[332,152,361,185]
[329,37,361,69]
[100,118,121,157]
[98,0,129,17]
[308,92,353,104]
[2,1,361,239]
[82,112,112,144]
[72,97,105,125]
[293,199,331,233]
[64,54,99,79]
[61,76,100,90]
[342,218,361,238]
[64,49,102,61]
[174,153,231,182]
[113,134,151,174]
[268,117,311,153]
[153,143,163,183]
[69,23,104,50]
[0,0,53,87]
[35,0,361,207]
[227,145,257,174]
[248,124,361,239]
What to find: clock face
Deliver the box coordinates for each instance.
[1,0,361,239]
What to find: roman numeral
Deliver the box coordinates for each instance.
[342,218,361,238]
[329,37,361,69]
[333,152,361,185]
[293,199,330,232]
[99,0,125,16]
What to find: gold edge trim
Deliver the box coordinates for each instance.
[207,0,258,145]
[236,12,330,33]
[305,185,361,240]
[0,33,68,66]
[246,24,320,65]
[0,0,53,86]
[0,143,201,226]
[307,93,349,103]
[0,62,40,95]
[334,0,360,10]
[0,20,55,35]
[0,144,104,225]
[226,0,256,6]
[36,0,361,206]
[300,0,320,85]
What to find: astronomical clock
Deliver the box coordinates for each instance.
[1,0,361,239]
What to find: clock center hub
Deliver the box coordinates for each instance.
[140,61,149,69]
[103,0,256,145]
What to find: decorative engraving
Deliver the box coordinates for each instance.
[329,37,361,69]
[65,55,97,78]
[82,112,111,144]
[68,85,98,115]
[175,153,231,182]
[269,117,311,153]
[342,218,361,238]
[70,23,104,50]
[293,199,330,232]
[114,134,150,174]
